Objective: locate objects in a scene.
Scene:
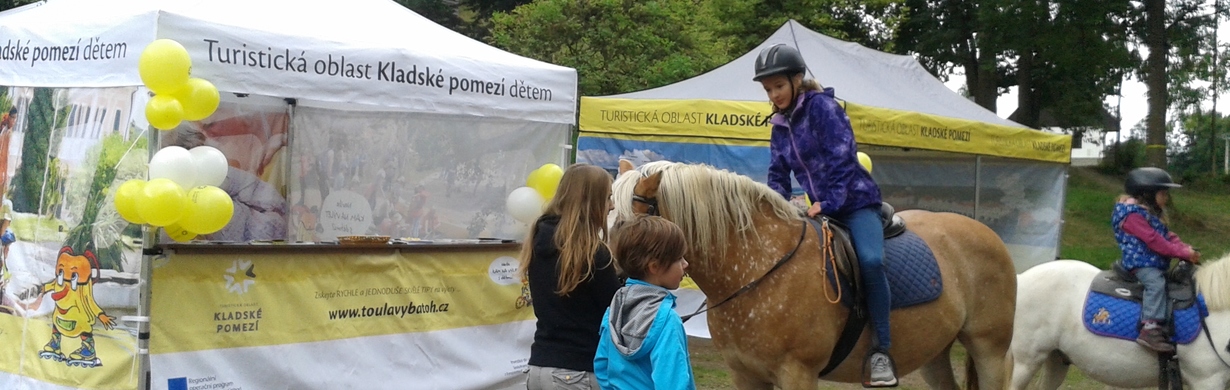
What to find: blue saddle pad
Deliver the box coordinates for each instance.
[827,229,942,309]
[1082,291,1208,344]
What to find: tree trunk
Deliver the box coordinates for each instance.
[1016,50,1040,128]
[1144,0,1168,168]
[971,28,999,111]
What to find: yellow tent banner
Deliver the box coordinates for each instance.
[579,97,1072,164]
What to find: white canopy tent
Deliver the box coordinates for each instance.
[1,1,575,389]
[0,0,576,123]
[612,21,1019,128]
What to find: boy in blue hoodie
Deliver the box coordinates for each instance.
[595,215,695,390]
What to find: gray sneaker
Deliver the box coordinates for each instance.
[864,351,899,388]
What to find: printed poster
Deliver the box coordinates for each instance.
[150,248,535,390]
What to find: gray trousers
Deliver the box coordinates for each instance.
[526,365,598,390]
[1135,267,1170,323]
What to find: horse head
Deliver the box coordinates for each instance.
[616,159,664,217]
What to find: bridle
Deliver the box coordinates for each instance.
[629,193,809,322]
[631,194,659,216]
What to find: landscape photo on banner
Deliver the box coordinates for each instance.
[0,85,143,390]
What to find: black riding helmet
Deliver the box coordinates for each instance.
[1125,167,1181,197]
[753,44,807,81]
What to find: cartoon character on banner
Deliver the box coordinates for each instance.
[38,247,115,368]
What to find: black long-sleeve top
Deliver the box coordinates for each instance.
[526,215,622,372]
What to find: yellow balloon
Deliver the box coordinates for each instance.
[529,163,564,199]
[146,94,184,131]
[174,78,220,121]
[138,39,192,95]
[164,223,197,242]
[179,185,234,235]
[138,178,187,227]
[113,179,147,224]
[857,152,873,173]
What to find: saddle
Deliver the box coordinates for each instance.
[1090,261,1197,310]
[808,202,907,290]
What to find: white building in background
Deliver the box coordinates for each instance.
[1009,107,1120,167]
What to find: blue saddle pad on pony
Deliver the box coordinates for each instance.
[823,229,943,309]
[1082,291,1208,344]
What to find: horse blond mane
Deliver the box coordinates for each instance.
[613,162,801,259]
[1196,252,1230,311]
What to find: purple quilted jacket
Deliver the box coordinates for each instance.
[767,88,881,217]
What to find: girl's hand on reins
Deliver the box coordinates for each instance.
[807,202,822,218]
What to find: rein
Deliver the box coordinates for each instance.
[1199,314,1230,369]
[680,218,809,322]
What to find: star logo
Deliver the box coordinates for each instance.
[223,259,256,295]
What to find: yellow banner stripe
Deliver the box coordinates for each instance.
[579,97,1071,163]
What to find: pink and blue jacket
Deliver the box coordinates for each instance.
[767,88,881,217]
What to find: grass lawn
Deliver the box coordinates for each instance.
[688,167,1230,389]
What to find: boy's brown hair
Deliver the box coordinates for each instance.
[610,215,688,280]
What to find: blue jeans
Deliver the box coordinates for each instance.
[1134,267,1169,323]
[838,206,891,350]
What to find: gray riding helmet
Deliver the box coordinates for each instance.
[753,44,807,81]
[1125,167,1181,197]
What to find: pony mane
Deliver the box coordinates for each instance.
[1196,252,1230,311]
[613,162,801,259]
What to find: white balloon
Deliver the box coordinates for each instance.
[190,146,229,187]
[149,146,197,188]
[506,187,545,224]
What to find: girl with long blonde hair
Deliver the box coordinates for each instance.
[519,163,620,390]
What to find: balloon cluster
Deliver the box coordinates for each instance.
[139,39,220,130]
[113,146,235,242]
[505,163,564,224]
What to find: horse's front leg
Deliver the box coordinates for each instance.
[920,343,959,390]
[729,369,773,390]
[775,360,820,390]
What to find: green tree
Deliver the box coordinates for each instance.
[11,88,68,214]
[64,133,144,271]
[394,0,464,32]
[704,0,905,56]
[460,0,533,40]
[0,0,35,12]
[1132,0,1213,167]
[897,0,1133,130]
[490,0,732,96]
[895,0,1007,110]
[1171,111,1229,180]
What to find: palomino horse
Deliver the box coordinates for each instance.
[614,161,1016,390]
[1011,257,1230,390]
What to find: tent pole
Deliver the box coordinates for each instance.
[137,228,156,390]
[137,125,160,390]
[284,98,296,241]
[973,155,982,221]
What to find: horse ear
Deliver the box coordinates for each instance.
[618,159,634,175]
[636,171,663,198]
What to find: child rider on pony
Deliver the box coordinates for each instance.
[1112,167,1201,353]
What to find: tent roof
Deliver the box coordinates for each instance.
[0,0,577,124]
[608,20,1022,129]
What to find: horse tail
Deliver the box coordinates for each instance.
[964,352,979,390]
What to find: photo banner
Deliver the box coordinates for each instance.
[289,106,568,242]
[579,97,1072,163]
[0,86,144,390]
[151,248,534,390]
